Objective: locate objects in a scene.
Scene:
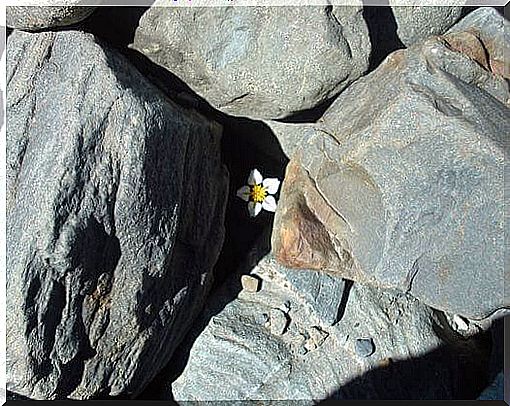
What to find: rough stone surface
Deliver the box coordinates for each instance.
[133,4,371,120]
[7,5,97,31]
[264,257,346,326]
[269,308,289,336]
[264,120,315,159]
[166,254,490,401]
[272,11,509,320]
[7,30,228,399]
[390,5,463,46]
[446,7,509,79]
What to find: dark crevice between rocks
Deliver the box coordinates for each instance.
[128,57,290,400]
[79,10,289,399]
[276,95,338,124]
[461,6,481,19]
[334,279,354,324]
[320,316,502,401]
[362,6,405,73]
[82,5,154,49]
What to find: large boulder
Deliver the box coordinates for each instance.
[133,4,371,120]
[7,30,228,399]
[7,4,98,31]
[167,255,490,401]
[271,9,509,320]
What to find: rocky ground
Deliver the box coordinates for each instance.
[5,4,508,401]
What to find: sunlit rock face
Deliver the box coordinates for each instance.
[272,8,509,320]
[133,5,371,120]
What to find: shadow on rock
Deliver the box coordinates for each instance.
[130,57,289,400]
[110,47,290,289]
[320,316,504,401]
[362,5,405,72]
[83,20,289,399]
[82,5,155,49]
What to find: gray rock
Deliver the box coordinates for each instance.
[446,7,509,79]
[281,300,291,313]
[256,313,270,326]
[255,256,346,326]
[7,30,228,399]
[133,4,371,120]
[168,254,489,401]
[264,120,315,159]
[7,4,98,31]
[272,12,509,320]
[289,273,344,326]
[355,338,375,358]
[270,308,289,336]
[391,5,463,46]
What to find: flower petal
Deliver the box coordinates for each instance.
[248,201,262,217]
[262,195,277,212]
[262,178,280,195]
[248,168,263,186]
[236,185,251,201]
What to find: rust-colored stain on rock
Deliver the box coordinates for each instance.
[443,31,490,71]
[273,158,339,272]
[275,200,335,271]
[443,30,508,79]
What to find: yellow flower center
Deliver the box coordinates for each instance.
[250,184,267,203]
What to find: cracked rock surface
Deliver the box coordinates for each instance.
[7,30,228,399]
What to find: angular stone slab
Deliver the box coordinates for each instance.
[133,4,371,120]
[169,255,489,401]
[7,30,228,399]
[272,9,509,320]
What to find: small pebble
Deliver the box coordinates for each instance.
[241,274,261,293]
[355,338,375,358]
[379,357,393,368]
[270,308,289,335]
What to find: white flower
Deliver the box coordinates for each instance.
[236,168,280,217]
